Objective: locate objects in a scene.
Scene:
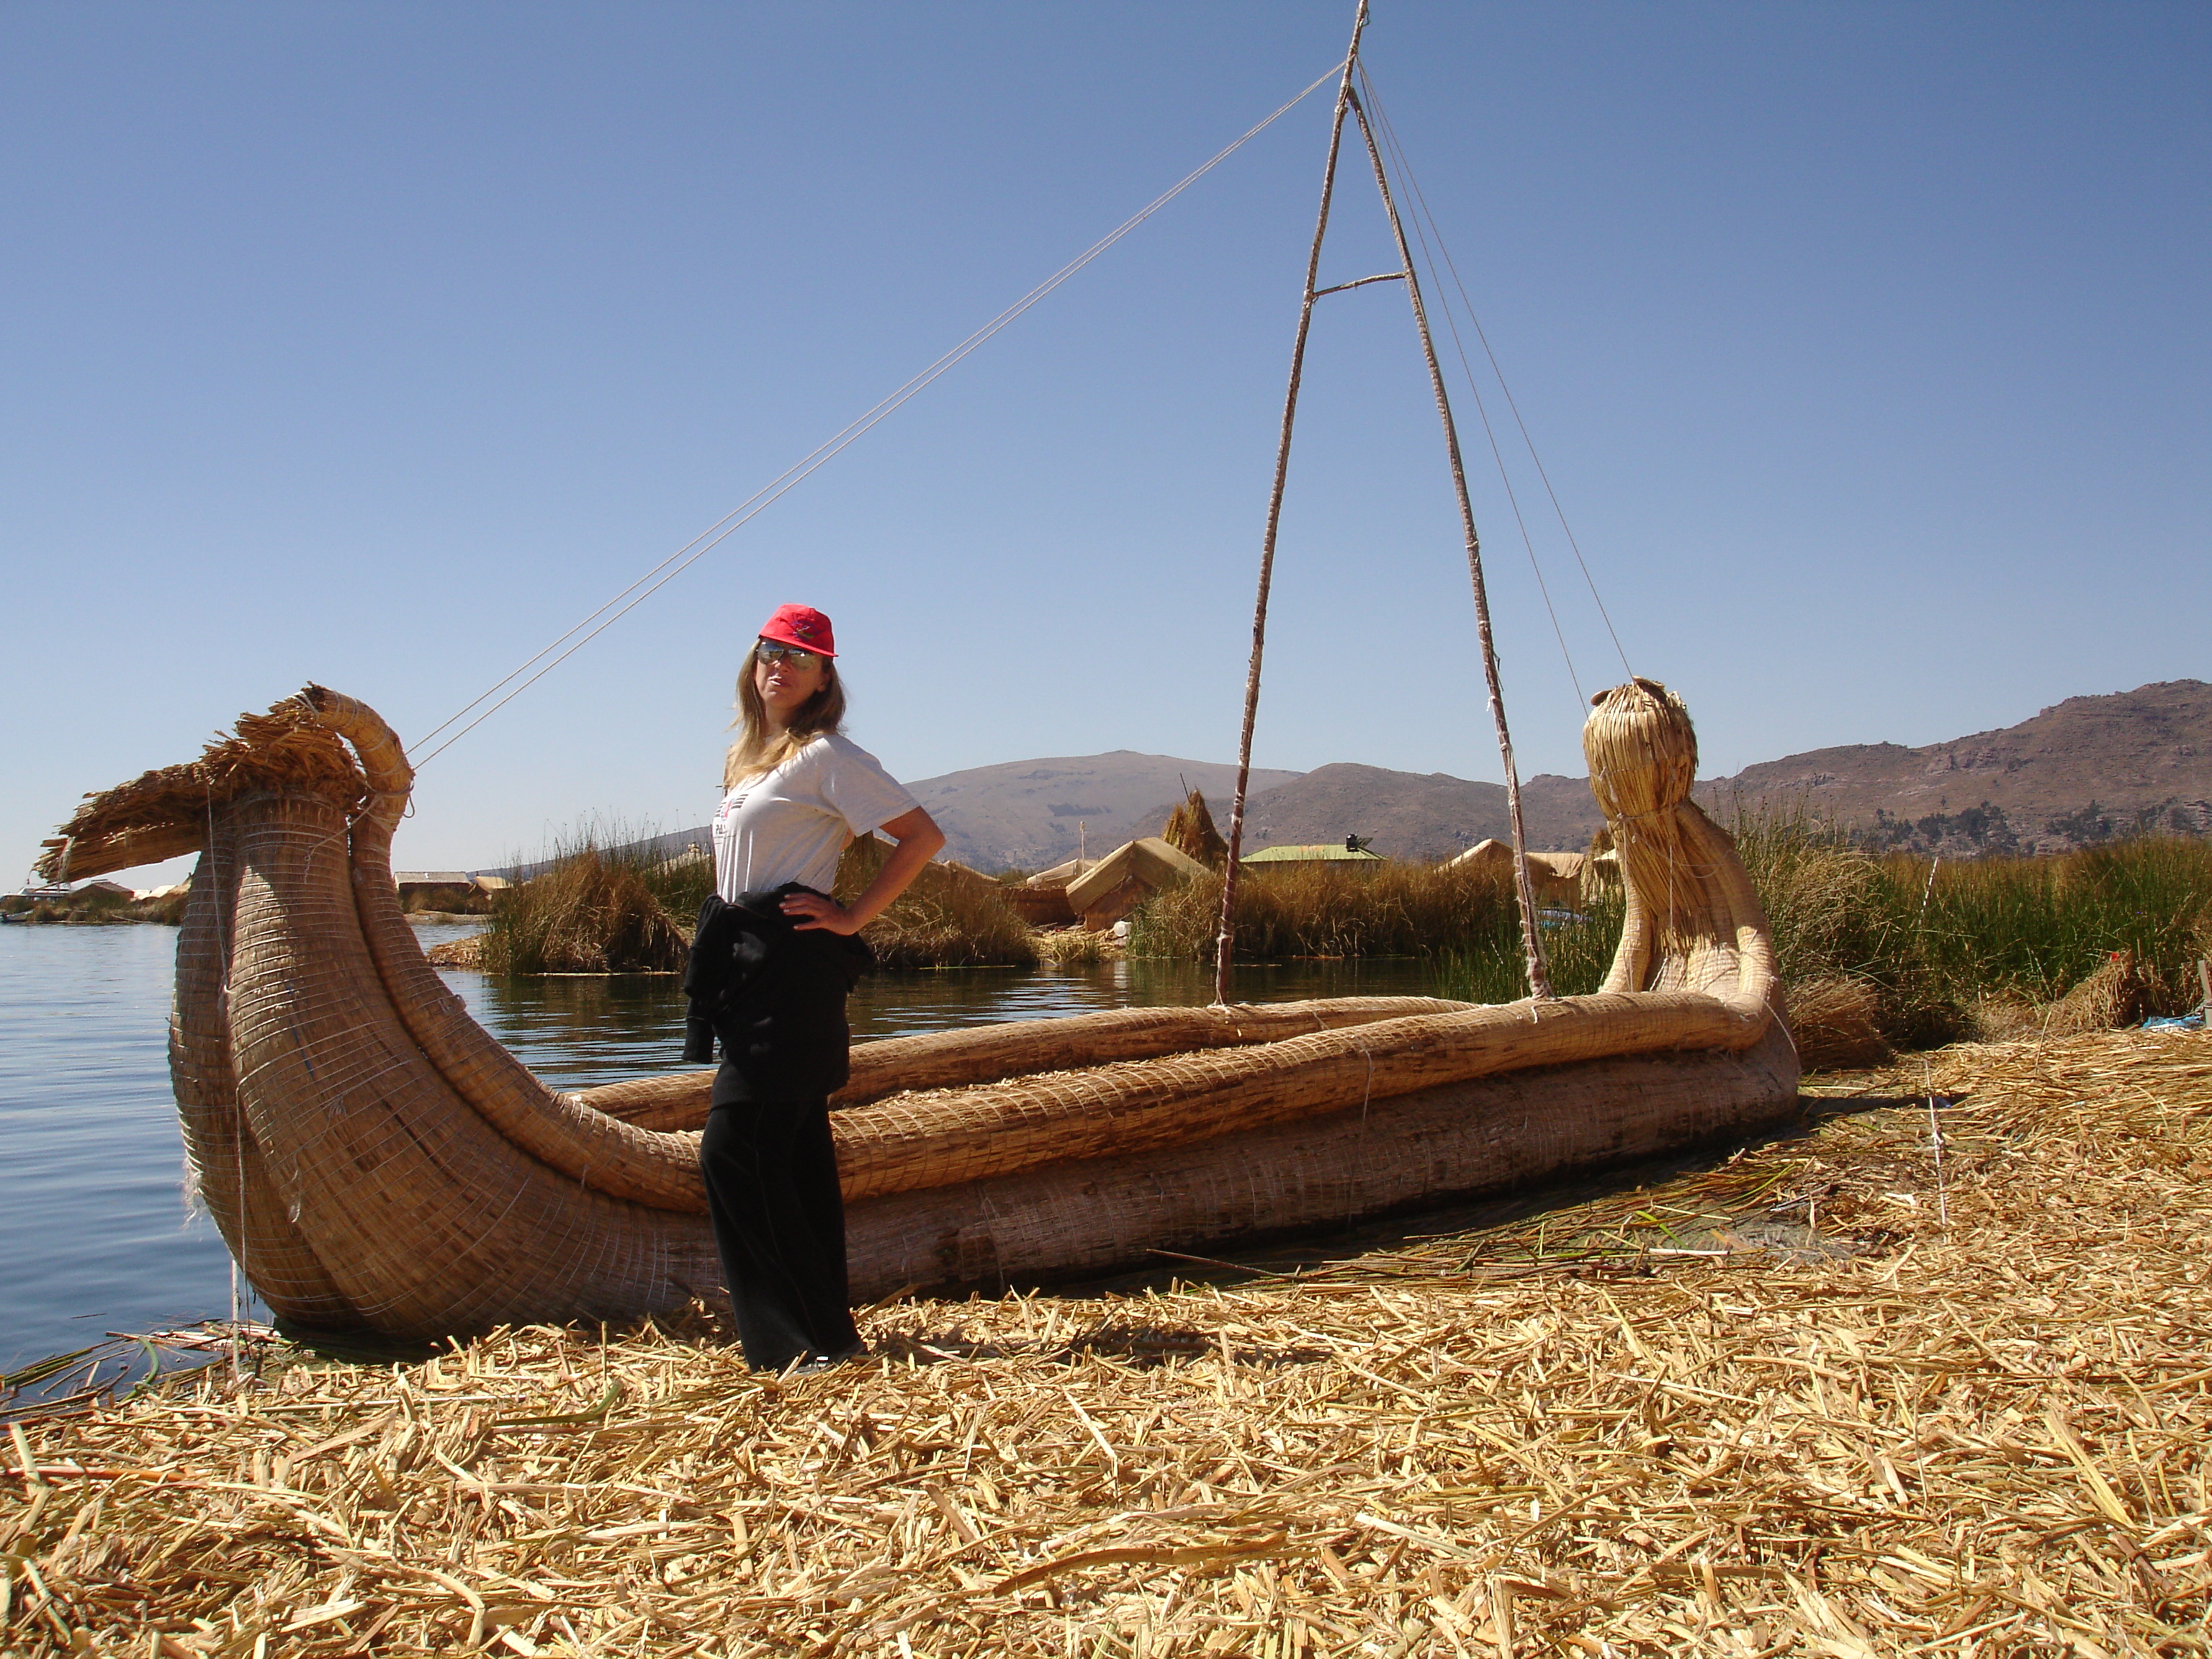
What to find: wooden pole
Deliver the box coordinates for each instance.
[1213,0,1370,1006]
[1346,84,1553,999]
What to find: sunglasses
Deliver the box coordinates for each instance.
[756,641,824,668]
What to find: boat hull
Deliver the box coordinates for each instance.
[845,1021,1797,1297]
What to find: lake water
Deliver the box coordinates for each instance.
[0,922,1455,1374]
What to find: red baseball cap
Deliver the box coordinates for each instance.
[757,603,836,657]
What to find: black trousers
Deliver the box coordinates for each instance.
[699,1073,861,1372]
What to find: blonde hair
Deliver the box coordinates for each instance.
[722,642,848,789]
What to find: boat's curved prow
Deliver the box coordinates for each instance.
[42,678,1797,1341]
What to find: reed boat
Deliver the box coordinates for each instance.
[37,678,1797,1344]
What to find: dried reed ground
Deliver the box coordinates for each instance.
[6,1033,2211,1656]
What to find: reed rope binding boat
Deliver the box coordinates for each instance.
[38,677,1798,1344]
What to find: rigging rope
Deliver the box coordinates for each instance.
[1357,68,1633,686]
[409,60,1347,769]
[1360,66,1583,709]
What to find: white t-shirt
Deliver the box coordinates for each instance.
[712,733,920,901]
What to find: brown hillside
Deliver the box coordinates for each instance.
[1704,679,2212,854]
[901,752,1303,873]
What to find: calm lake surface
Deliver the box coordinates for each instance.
[1,922,1455,1373]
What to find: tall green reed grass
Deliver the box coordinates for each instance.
[1126,815,2212,1040]
[1131,863,1523,963]
[1731,813,2212,1040]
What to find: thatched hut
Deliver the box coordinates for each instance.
[1064,836,1211,931]
[1445,838,1585,903]
[1161,788,1229,868]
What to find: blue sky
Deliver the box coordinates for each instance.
[5,1,2205,877]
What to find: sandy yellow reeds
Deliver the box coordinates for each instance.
[7,1027,2209,1655]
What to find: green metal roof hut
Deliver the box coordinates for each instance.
[1240,836,1386,870]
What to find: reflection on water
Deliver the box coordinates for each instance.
[426,922,1463,1094]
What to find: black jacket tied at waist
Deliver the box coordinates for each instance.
[682,885,873,1100]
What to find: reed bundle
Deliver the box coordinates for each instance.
[1781,976,1892,1070]
[9,1028,2206,1655]
[2039,950,2160,1038]
[1161,788,1228,870]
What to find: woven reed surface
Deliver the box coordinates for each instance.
[212,789,718,1342]
[14,1030,2204,1656]
[830,991,1775,1204]
[574,998,1475,1131]
[168,810,357,1328]
[842,1021,1801,1297]
[305,690,709,1212]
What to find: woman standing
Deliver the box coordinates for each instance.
[685,603,945,1372]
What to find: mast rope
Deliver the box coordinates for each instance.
[1357,68,1634,684]
[408,60,1347,769]
[1361,64,1584,709]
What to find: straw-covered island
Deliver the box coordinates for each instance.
[4,1028,2208,1653]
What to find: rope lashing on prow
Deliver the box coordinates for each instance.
[405,60,1349,770]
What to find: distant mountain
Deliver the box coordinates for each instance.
[1701,679,2212,855]
[499,681,2211,875]
[1244,682,2212,861]
[902,752,1303,873]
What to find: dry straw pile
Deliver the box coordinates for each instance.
[1162,792,1230,872]
[7,1032,2211,1655]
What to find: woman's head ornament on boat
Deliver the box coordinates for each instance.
[758,603,837,658]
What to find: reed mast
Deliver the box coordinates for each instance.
[1213,0,1369,1004]
[1214,0,1554,1004]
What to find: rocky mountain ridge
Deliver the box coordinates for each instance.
[592,680,2211,873]
[1024,681,2212,866]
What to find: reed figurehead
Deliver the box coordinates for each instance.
[1582,677,1698,827]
